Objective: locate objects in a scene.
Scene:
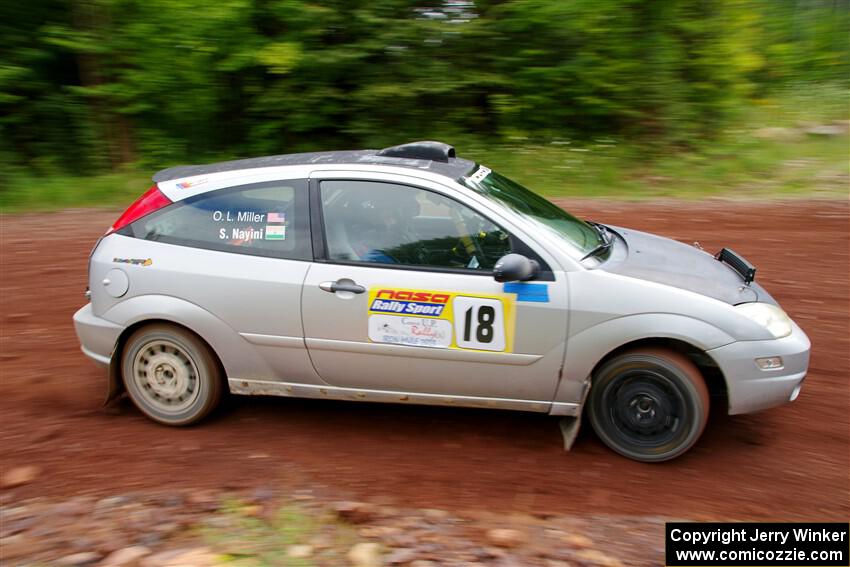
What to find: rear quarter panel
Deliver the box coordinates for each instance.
[91,234,320,385]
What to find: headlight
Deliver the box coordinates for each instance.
[736,302,792,338]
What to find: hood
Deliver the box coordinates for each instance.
[599,226,775,305]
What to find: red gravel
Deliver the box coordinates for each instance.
[1,201,847,520]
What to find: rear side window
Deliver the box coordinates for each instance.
[129,180,310,260]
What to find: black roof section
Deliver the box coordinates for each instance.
[152,141,475,183]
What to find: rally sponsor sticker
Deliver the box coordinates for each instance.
[176,177,208,190]
[368,315,452,348]
[367,287,515,352]
[113,257,152,267]
[503,282,549,303]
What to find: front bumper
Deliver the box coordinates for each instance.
[707,321,811,415]
[73,303,123,367]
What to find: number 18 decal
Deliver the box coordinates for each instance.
[453,296,506,352]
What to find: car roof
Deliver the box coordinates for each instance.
[152,141,477,184]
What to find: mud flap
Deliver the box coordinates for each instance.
[103,353,124,407]
[559,378,591,451]
[559,417,581,450]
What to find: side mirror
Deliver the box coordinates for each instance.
[493,253,540,282]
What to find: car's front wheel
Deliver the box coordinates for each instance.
[588,348,709,462]
[121,323,223,426]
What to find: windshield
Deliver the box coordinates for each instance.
[462,166,602,258]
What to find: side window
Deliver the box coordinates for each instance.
[130,180,310,260]
[320,180,512,271]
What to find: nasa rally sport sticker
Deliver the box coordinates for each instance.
[367,288,515,352]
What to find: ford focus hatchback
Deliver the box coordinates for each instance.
[73,141,811,462]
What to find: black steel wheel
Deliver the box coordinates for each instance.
[588,348,709,462]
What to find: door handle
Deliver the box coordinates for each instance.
[319,280,366,294]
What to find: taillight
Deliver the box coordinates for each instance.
[109,185,172,234]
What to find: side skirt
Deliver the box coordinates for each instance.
[229,378,580,415]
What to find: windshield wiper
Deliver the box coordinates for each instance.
[581,222,614,261]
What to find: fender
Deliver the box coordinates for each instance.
[552,312,735,408]
[101,294,275,386]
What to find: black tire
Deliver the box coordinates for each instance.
[121,323,223,426]
[588,348,710,462]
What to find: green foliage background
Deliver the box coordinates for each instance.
[0,0,847,179]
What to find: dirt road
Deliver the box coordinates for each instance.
[1,201,847,520]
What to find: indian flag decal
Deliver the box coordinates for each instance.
[265,225,286,240]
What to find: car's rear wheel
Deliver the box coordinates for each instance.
[588,348,709,462]
[121,323,223,426]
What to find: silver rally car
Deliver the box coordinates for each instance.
[73,141,810,461]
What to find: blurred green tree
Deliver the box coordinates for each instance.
[0,0,846,174]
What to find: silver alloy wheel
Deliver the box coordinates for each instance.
[132,339,201,414]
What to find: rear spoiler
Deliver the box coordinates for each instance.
[715,247,756,284]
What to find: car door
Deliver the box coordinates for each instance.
[301,174,569,403]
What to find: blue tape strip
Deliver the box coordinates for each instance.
[503,282,550,303]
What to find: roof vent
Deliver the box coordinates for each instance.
[376,141,456,163]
